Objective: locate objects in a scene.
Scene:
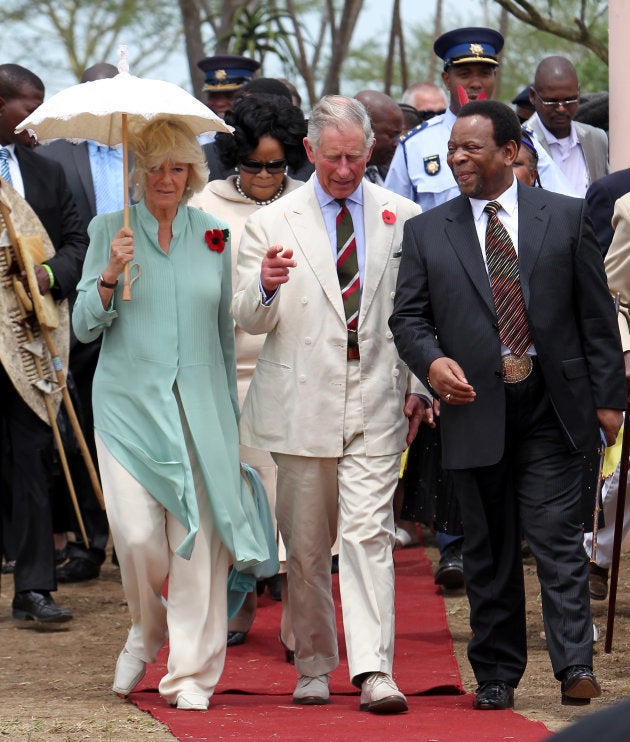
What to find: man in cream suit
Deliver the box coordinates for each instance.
[527,56,608,196]
[232,95,427,713]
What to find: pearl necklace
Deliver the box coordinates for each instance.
[235,176,286,206]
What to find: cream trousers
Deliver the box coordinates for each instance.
[95,400,229,705]
[274,361,400,684]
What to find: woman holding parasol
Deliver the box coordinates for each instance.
[73,117,270,711]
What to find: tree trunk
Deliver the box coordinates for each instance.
[428,0,443,82]
[178,0,205,98]
[321,0,365,96]
[495,6,509,101]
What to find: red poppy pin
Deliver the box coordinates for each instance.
[382,210,396,225]
[205,228,229,253]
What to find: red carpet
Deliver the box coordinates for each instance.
[129,545,552,741]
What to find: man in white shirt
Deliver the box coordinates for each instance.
[526,56,608,197]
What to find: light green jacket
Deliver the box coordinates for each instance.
[73,199,270,568]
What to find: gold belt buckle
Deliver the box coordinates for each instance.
[501,353,533,383]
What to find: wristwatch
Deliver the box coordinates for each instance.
[98,273,118,289]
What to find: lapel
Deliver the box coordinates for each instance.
[284,179,346,324]
[527,117,552,158]
[358,182,397,327]
[516,182,549,306]
[14,145,37,197]
[73,142,97,216]
[574,122,602,180]
[444,195,495,314]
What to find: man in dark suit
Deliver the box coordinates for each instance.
[38,62,122,583]
[585,168,630,256]
[0,63,88,622]
[389,100,626,709]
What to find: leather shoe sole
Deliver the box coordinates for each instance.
[360,695,409,714]
[561,668,601,706]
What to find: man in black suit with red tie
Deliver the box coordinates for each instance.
[0,63,87,622]
[389,100,626,709]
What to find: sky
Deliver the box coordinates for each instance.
[7,0,477,97]
[135,0,471,96]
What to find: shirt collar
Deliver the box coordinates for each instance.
[1,143,16,158]
[313,174,364,209]
[469,176,518,223]
[534,112,578,147]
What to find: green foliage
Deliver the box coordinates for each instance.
[218,4,296,65]
[0,0,181,92]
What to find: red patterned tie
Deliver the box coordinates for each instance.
[484,201,531,357]
[336,199,360,346]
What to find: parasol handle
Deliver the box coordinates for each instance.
[122,112,132,300]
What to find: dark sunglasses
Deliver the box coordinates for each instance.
[239,158,287,174]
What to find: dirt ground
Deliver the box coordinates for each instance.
[0,530,628,741]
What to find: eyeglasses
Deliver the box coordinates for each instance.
[417,108,446,122]
[239,158,287,174]
[532,89,579,109]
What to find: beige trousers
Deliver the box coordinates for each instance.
[95,410,229,705]
[274,362,399,684]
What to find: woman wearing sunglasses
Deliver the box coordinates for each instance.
[190,93,308,660]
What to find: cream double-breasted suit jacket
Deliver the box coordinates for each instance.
[232,176,423,459]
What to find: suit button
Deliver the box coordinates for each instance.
[385,330,393,339]
[301,297,308,304]
[299,375,306,383]
[495,370,502,378]
[390,291,396,299]
[305,337,312,345]
[392,368,400,377]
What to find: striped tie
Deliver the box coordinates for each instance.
[0,147,13,185]
[336,198,360,346]
[484,200,531,357]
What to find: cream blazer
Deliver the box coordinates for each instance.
[232,176,423,458]
[604,191,630,352]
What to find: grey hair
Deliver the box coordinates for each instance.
[307,95,375,152]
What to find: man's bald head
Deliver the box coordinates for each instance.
[533,56,578,89]
[530,56,580,138]
[81,63,118,83]
[354,90,403,167]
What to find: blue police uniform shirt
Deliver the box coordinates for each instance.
[384,107,579,211]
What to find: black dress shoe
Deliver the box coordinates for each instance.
[561,665,601,706]
[227,630,248,646]
[57,557,100,583]
[434,544,464,589]
[279,632,295,664]
[12,591,73,623]
[267,573,282,601]
[472,680,514,710]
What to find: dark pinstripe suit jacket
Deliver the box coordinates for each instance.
[389,182,626,469]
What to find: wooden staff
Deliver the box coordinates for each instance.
[122,112,132,300]
[0,197,104,522]
[605,405,630,653]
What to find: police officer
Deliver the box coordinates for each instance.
[384,27,577,211]
[197,54,261,119]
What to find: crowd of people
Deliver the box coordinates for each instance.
[1,22,629,723]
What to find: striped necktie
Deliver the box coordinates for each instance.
[0,147,13,185]
[335,198,360,346]
[484,200,531,357]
